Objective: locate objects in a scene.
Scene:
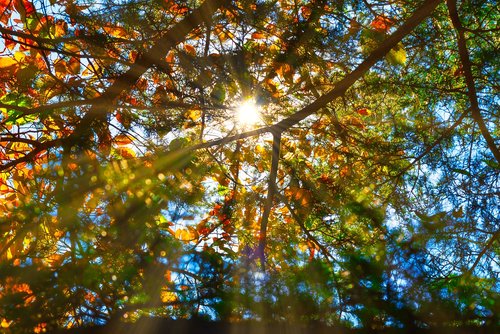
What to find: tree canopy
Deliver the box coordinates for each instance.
[0,0,498,332]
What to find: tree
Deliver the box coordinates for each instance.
[0,0,498,332]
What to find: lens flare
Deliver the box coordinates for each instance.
[236,99,261,128]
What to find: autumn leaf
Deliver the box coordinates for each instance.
[0,57,18,69]
[251,31,265,40]
[286,186,312,207]
[0,51,25,69]
[370,15,394,33]
[300,6,312,20]
[343,115,365,129]
[1,318,11,328]
[115,146,136,159]
[165,51,175,64]
[356,108,371,116]
[3,34,16,50]
[52,20,67,37]
[183,44,196,56]
[113,134,132,146]
[54,59,68,77]
[160,288,177,303]
[13,0,35,18]
[185,108,202,121]
[103,25,128,38]
[67,57,80,74]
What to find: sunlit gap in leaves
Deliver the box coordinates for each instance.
[235,98,261,129]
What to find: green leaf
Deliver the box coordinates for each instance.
[0,93,35,125]
[452,168,472,176]
[210,82,226,102]
[483,159,500,169]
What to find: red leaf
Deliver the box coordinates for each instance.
[356,108,371,116]
[370,15,393,32]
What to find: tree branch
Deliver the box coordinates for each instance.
[467,229,499,275]
[256,131,281,271]
[0,139,62,172]
[447,0,500,163]
[188,0,442,151]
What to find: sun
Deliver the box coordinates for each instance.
[236,98,261,128]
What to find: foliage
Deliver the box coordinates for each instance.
[0,0,498,332]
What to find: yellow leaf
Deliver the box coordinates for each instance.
[218,30,234,42]
[103,26,128,38]
[184,108,202,122]
[1,318,11,328]
[54,20,67,37]
[63,43,80,55]
[0,57,17,69]
[255,145,265,154]
[386,42,407,66]
[160,288,177,303]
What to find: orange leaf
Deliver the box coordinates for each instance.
[183,44,196,56]
[165,51,175,64]
[67,57,80,75]
[344,116,365,129]
[300,6,312,20]
[116,147,135,159]
[114,134,132,145]
[54,59,68,77]
[54,20,67,37]
[251,31,265,39]
[286,186,312,207]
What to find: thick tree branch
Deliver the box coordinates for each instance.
[2,0,440,172]
[256,131,281,271]
[447,0,500,163]
[273,0,442,132]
